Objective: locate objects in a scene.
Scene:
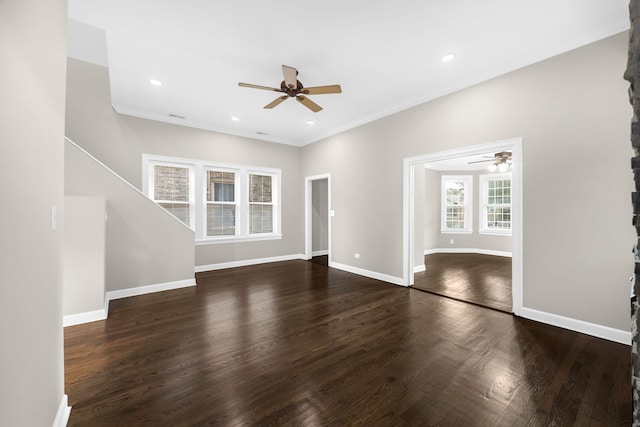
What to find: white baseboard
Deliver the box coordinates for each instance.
[519,307,631,345]
[106,278,196,301]
[330,261,406,287]
[195,254,306,273]
[63,278,196,327]
[424,248,512,257]
[413,264,426,273]
[52,394,71,427]
[63,303,108,327]
[312,250,329,257]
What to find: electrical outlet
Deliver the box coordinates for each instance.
[354,253,360,259]
[449,238,454,245]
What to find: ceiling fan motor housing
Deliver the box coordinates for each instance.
[281,80,304,97]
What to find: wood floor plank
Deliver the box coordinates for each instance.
[414,253,512,312]
[65,260,631,426]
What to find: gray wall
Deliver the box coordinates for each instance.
[65,141,195,292]
[63,196,106,316]
[426,169,513,253]
[65,58,305,268]
[424,168,440,250]
[301,32,634,332]
[312,179,329,253]
[0,0,67,425]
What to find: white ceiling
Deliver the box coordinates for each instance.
[67,0,629,147]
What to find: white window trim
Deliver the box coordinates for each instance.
[145,159,196,229]
[142,154,282,243]
[203,166,240,238]
[247,170,280,236]
[479,172,512,236]
[441,175,473,234]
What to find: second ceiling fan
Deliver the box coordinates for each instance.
[238,65,342,113]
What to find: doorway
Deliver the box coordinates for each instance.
[305,174,331,264]
[403,138,523,315]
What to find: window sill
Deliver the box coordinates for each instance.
[195,234,283,245]
[479,230,512,237]
[440,230,473,235]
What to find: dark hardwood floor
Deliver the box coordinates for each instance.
[65,260,630,426]
[413,253,512,313]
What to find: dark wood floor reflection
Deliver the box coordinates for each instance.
[65,260,630,426]
[413,253,512,312]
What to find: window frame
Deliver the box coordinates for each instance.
[440,175,473,234]
[204,166,240,238]
[142,154,282,244]
[247,171,278,236]
[146,159,195,229]
[479,172,512,236]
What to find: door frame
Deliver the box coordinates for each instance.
[402,137,523,315]
[304,173,331,261]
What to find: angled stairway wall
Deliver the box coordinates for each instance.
[64,138,195,297]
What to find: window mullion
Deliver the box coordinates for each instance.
[194,164,204,240]
[238,169,247,236]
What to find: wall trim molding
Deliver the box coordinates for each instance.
[52,394,71,427]
[312,250,329,257]
[413,264,426,273]
[519,307,631,345]
[63,278,197,327]
[330,261,406,287]
[63,303,108,327]
[424,248,513,257]
[105,278,196,302]
[195,254,306,273]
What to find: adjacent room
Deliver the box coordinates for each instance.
[413,150,515,313]
[2,0,637,426]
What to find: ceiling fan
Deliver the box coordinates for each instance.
[238,65,342,113]
[468,151,512,171]
[468,151,512,164]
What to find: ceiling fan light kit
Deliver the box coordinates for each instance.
[239,65,342,113]
[468,151,512,172]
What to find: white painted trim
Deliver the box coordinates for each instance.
[106,278,196,301]
[403,137,523,314]
[65,138,190,230]
[519,307,631,346]
[195,234,282,245]
[424,248,512,257]
[195,254,306,273]
[413,264,426,274]
[63,303,108,327]
[312,250,329,257]
[330,261,406,287]
[52,394,71,427]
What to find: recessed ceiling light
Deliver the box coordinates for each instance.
[306,120,314,125]
[149,79,163,86]
[231,116,240,121]
[441,53,455,63]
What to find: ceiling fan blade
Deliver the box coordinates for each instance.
[264,96,288,109]
[301,85,342,95]
[238,82,283,92]
[467,159,495,164]
[282,65,298,89]
[296,95,322,112]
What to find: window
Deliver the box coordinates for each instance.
[480,173,512,235]
[441,175,472,233]
[248,173,273,234]
[148,162,194,228]
[143,154,281,243]
[206,170,237,236]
